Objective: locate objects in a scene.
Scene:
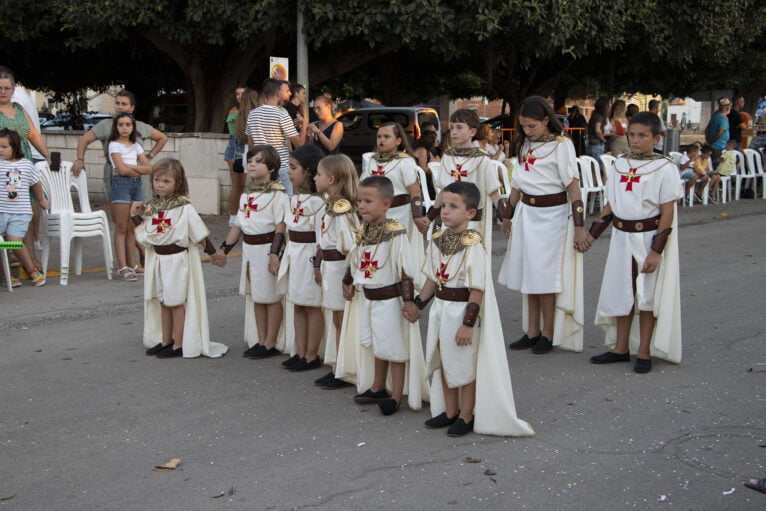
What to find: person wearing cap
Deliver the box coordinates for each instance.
[705,98,731,164]
[727,96,747,151]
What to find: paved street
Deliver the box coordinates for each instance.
[1,199,764,510]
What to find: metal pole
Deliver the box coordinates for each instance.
[296,3,309,97]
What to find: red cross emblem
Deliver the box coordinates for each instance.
[450,163,468,181]
[292,206,304,223]
[241,197,258,218]
[360,251,379,279]
[523,150,536,171]
[151,211,172,233]
[435,262,450,281]
[371,164,386,176]
[620,169,641,191]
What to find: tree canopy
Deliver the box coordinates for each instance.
[1,0,763,130]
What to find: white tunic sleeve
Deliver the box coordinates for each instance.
[464,244,487,292]
[186,205,210,244]
[658,163,684,204]
[556,139,578,188]
[400,158,418,188]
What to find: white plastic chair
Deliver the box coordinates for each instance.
[491,160,512,199]
[37,161,113,285]
[577,155,605,214]
[361,152,373,170]
[0,234,13,292]
[743,149,766,199]
[415,165,434,211]
[427,161,442,193]
[600,154,617,176]
[733,150,755,200]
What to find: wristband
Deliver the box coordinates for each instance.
[426,206,441,221]
[588,214,614,239]
[203,238,216,256]
[312,247,323,270]
[75,157,84,162]
[462,302,480,327]
[342,267,353,286]
[269,232,285,256]
[410,196,424,218]
[219,241,236,255]
[571,200,585,227]
[400,278,415,302]
[650,227,672,254]
[495,198,515,220]
[131,215,144,227]
[414,294,433,310]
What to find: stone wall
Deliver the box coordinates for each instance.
[41,131,234,215]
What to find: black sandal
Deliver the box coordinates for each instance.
[744,478,766,495]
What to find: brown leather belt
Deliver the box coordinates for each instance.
[363,283,402,300]
[435,287,471,302]
[243,232,275,245]
[390,194,411,208]
[154,243,187,255]
[613,215,660,233]
[288,230,317,243]
[520,191,567,207]
[321,249,346,261]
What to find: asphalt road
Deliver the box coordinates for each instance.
[1,199,764,510]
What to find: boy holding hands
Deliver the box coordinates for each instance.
[415,182,534,437]
[337,176,428,415]
[587,112,683,373]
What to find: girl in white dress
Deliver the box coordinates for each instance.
[212,145,290,358]
[497,96,589,354]
[276,145,326,372]
[312,154,360,389]
[132,159,228,359]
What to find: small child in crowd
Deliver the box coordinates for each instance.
[693,144,720,203]
[213,145,290,359]
[587,112,683,373]
[715,139,738,179]
[132,158,228,359]
[677,144,704,198]
[337,176,428,415]
[312,154,360,389]
[415,181,534,437]
[0,128,48,287]
[276,144,326,371]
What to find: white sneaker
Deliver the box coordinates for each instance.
[34,240,43,250]
[228,215,237,226]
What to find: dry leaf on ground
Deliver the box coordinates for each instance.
[463,457,482,463]
[153,458,181,471]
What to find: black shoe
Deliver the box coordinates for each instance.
[282,354,301,367]
[590,351,630,364]
[425,412,459,429]
[354,389,390,404]
[322,377,353,390]
[156,345,183,358]
[634,357,652,373]
[146,342,169,356]
[378,398,400,416]
[509,333,540,350]
[447,418,474,437]
[289,357,322,372]
[243,343,262,357]
[314,371,335,386]
[531,336,553,354]
[248,346,280,359]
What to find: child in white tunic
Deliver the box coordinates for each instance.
[426,109,503,253]
[312,154,360,389]
[337,176,428,416]
[132,159,228,359]
[586,112,683,373]
[212,145,290,359]
[497,96,589,354]
[416,182,534,438]
[276,145,326,372]
[361,122,427,264]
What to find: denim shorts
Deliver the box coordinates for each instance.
[0,212,33,237]
[224,136,246,161]
[110,175,143,204]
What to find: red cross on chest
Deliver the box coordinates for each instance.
[151,211,172,233]
[360,251,379,279]
[450,163,468,181]
[292,201,304,223]
[523,149,537,171]
[620,169,641,191]
[435,262,450,280]
[241,197,258,218]
[371,164,386,176]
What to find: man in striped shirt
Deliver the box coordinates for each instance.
[246,79,307,194]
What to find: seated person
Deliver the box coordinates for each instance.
[715,139,737,177]
[694,144,720,203]
[678,144,705,197]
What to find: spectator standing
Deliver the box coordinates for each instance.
[567,106,587,156]
[223,86,246,176]
[227,88,259,226]
[705,98,731,164]
[626,103,639,121]
[0,67,50,163]
[413,125,441,197]
[284,83,308,128]
[308,96,343,156]
[648,100,667,154]
[608,100,629,156]
[246,78,307,195]
[587,96,610,165]
[727,96,746,150]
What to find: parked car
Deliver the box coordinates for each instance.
[336,107,441,164]
[41,113,113,131]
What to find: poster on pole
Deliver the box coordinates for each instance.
[270,57,289,81]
